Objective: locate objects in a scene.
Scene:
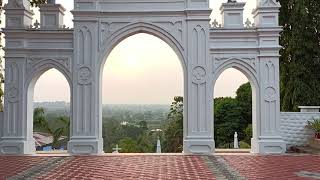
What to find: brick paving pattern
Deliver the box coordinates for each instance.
[222,155,320,180]
[8,157,72,180]
[0,156,49,179]
[0,154,319,179]
[40,155,215,180]
[202,156,245,180]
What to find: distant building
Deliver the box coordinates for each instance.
[120,121,129,126]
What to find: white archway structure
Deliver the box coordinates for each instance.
[0,0,286,155]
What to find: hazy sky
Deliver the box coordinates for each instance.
[2,0,256,104]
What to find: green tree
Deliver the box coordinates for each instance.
[243,124,252,145]
[45,116,70,149]
[120,124,146,140]
[214,82,253,147]
[57,116,70,138]
[102,118,154,153]
[137,132,155,153]
[279,0,320,111]
[33,107,47,132]
[138,120,148,130]
[102,118,121,152]
[33,108,70,149]
[235,82,252,125]
[214,97,246,147]
[118,137,139,153]
[162,96,183,153]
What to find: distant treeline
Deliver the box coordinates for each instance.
[35,103,171,129]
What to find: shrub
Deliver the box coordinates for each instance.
[239,141,251,149]
[307,118,320,133]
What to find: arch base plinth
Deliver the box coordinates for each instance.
[68,138,104,155]
[183,139,215,154]
[250,137,286,154]
[0,139,35,155]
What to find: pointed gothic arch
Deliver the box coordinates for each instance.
[25,59,72,152]
[212,58,260,152]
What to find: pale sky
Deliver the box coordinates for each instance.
[2,0,256,104]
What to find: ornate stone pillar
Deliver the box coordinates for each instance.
[220,2,246,28]
[0,0,34,155]
[4,0,33,29]
[251,0,286,153]
[68,11,103,154]
[39,2,65,29]
[0,58,34,155]
[183,6,215,154]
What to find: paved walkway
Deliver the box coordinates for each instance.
[0,154,319,180]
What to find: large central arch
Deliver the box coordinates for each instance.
[67,0,215,154]
[97,22,188,119]
[98,22,187,68]
[98,23,188,152]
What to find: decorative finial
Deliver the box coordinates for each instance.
[212,19,219,28]
[245,18,252,28]
[33,20,40,29]
[227,0,237,3]
[47,0,56,4]
[245,18,255,29]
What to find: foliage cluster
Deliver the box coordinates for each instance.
[102,119,158,153]
[162,96,183,153]
[33,83,252,152]
[161,83,253,151]
[33,107,70,149]
[307,118,320,133]
[214,83,252,148]
[279,0,320,111]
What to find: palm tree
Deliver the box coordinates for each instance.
[33,108,70,149]
[33,107,48,131]
[51,116,70,149]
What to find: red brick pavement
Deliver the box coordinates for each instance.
[39,155,215,180]
[0,156,49,179]
[223,155,320,180]
[1,154,320,180]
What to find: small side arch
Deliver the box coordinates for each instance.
[25,59,72,88]
[213,58,259,89]
[212,58,260,152]
[24,59,72,151]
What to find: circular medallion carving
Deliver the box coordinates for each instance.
[265,86,277,102]
[192,66,206,84]
[78,66,92,85]
[7,87,19,103]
